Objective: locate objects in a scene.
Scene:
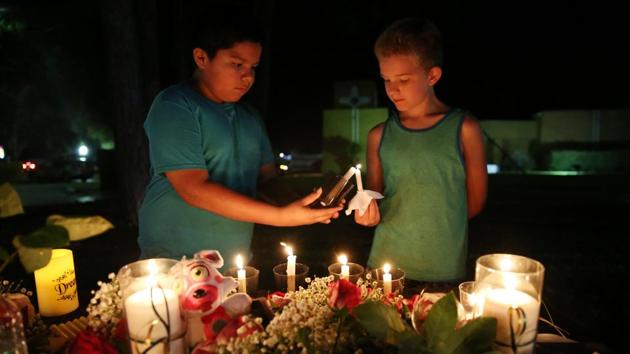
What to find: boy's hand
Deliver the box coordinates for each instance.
[354,199,380,226]
[278,188,342,226]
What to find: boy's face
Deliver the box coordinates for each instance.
[378,54,439,113]
[194,41,262,103]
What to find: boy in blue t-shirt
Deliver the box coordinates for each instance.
[139,5,341,261]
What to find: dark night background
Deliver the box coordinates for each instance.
[1,1,629,352]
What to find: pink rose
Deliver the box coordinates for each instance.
[328,279,361,312]
[267,291,290,309]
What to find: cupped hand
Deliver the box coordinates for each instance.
[354,199,381,226]
[278,188,342,226]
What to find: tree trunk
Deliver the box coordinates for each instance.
[99,0,160,225]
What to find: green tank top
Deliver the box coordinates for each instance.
[367,108,468,282]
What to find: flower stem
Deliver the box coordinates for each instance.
[331,313,345,354]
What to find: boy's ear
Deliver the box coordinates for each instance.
[427,66,442,86]
[192,48,209,69]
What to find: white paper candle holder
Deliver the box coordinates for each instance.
[475,254,545,354]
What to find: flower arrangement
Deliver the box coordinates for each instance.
[75,272,498,354]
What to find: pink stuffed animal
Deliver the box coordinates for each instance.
[171,250,254,353]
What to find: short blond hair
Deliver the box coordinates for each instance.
[374,18,443,70]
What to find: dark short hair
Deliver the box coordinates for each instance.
[374,18,443,70]
[191,2,264,59]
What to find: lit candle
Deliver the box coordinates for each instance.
[281,242,297,292]
[235,254,247,293]
[342,166,356,182]
[34,249,79,317]
[354,164,363,191]
[124,260,184,354]
[480,288,540,354]
[338,254,350,280]
[382,263,392,295]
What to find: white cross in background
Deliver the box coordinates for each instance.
[338,85,371,143]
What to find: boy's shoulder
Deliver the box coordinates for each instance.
[154,83,194,106]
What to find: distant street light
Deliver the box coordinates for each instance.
[78,145,89,157]
[0,145,5,159]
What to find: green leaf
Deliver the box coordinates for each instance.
[20,225,69,248]
[443,317,498,354]
[13,236,52,273]
[394,329,427,353]
[46,214,114,241]
[354,301,408,343]
[424,292,458,351]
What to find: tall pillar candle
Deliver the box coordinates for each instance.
[480,288,540,353]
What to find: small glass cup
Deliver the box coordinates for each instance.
[328,262,365,284]
[458,281,481,321]
[273,263,309,292]
[223,266,260,296]
[367,267,405,294]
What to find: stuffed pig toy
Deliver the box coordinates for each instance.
[171,250,253,353]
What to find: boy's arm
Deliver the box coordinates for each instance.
[460,115,488,218]
[355,123,384,227]
[165,169,341,226]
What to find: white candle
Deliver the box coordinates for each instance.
[382,263,392,295]
[342,166,356,182]
[354,164,363,191]
[281,242,296,292]
[124,262,184,354]
[338,254,350,280]
[480,288,540,354]
[235,254,247,293]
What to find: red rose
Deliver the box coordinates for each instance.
[68,329,118,354]
[328,279,361,312]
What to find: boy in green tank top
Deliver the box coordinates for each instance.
[355,18,487,292]
[138,4,342,262]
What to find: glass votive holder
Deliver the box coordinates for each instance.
[328,262,365,284]
[367,267,405,294]
[117,258,185,354]
[475,253,545,354]
[223,266,260,296]
[272,263,309,292]
[458,281,481,321]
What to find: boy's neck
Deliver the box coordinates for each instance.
[398,93,448,123]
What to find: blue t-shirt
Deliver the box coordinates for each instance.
[138,82,274,261]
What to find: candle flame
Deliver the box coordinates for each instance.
[236,254,244,269]
[383,263,391,274]
[499,256,513,271]
[338,254,348,265]
[280,242,293,256]
[355,163,362,170]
